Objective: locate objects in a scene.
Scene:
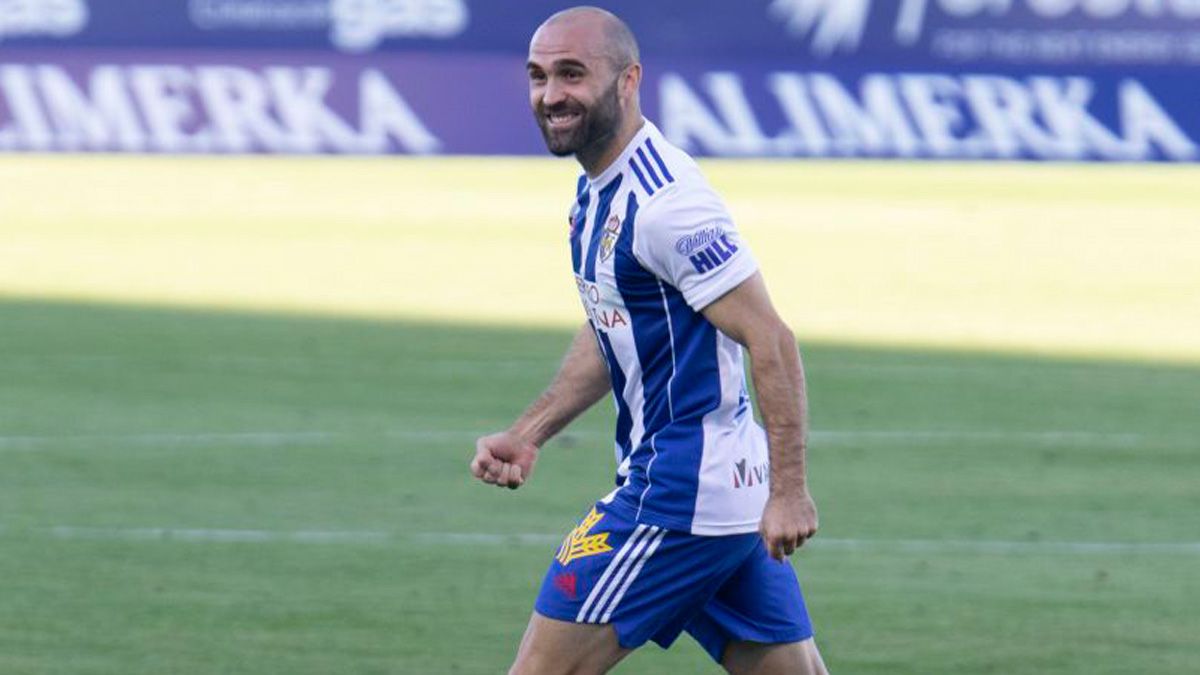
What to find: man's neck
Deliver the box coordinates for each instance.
[579,115,645,179]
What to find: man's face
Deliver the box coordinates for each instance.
[527,22,623,157]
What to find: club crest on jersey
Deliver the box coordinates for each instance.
[598,213,622,262]
[555,507,614,566]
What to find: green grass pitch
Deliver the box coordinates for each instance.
[0,156,1198,673]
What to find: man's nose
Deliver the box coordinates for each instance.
[542,77,568,107]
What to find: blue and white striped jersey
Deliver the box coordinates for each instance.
[569,120,770,536]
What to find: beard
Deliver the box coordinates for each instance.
[535,77,622,159]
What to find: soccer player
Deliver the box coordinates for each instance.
[469,7,829,674]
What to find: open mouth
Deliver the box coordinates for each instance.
[546,110,582,130]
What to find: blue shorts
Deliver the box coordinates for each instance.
[534,501,814,663]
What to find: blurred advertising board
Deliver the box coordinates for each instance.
[1,0,1197,160]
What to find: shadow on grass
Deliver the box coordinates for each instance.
[4,296,1196,438]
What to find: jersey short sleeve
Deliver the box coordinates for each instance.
[632,182,759,312]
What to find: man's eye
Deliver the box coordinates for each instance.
[530,72,546,83]
[564,71,583,81]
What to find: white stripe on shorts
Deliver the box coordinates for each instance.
[586,525,661,623]
[600,527,668,623]
[575,524,650,623]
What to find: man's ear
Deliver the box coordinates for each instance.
[622,63,642,102]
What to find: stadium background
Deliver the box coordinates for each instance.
[1,1,1198,673]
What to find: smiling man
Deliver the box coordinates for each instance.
[469,7,829,674]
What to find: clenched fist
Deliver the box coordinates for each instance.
[760,490,819,560]
[470,431,539,490]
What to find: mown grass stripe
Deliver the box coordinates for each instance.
[8,526,1198,555]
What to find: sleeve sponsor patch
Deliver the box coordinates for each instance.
[674,224,740,275]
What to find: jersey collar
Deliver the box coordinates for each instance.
[588,117,654,190]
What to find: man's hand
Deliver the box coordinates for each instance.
[467,324,609,492]
[760,491,819,560]
[470,431,539,490]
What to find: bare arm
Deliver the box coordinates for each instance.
[702,272,818,559]
[470,323,610,489]
[510,322,612,446]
